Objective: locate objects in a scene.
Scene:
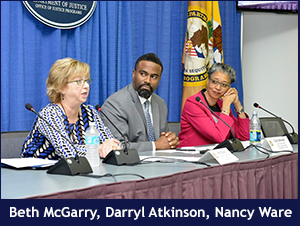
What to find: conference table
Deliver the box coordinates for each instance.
[1,140,298,199]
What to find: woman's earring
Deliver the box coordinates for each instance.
[62,93,65,100]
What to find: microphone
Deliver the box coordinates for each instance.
[25,103,93,175]
[195,97,244,152]
[95,105,128,154]
[253,103,298,144]
[95,105,140,165]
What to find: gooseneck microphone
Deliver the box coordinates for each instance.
[253,103,298,144]
[95,104,128,154]
[195,97,244,152]
[95,105,140,165]
[25,103,93,175]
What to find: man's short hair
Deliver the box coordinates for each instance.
[134,53,163,73]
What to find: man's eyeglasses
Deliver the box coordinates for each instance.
[209,78,230,88]
[68,78,92,86]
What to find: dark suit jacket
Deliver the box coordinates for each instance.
[102,83,169,152]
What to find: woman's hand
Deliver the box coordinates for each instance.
[223,87,246,118]
[98,138,121,158]
[223,87,239,105]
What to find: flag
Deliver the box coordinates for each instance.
[181,1,223,110]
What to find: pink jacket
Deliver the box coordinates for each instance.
[178,91,250,147]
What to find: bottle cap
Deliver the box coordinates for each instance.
[89,121,96,126]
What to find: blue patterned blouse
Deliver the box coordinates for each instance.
[21,103,114,160]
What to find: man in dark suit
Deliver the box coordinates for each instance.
[102,53,179,152]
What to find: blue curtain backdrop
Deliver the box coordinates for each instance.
[1,1,241,132]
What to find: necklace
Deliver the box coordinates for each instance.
[59,102,84,144]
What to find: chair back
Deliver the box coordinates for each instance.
[167,122,181,137]
[1,131,30,158]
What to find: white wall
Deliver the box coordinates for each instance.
[242,12,298,133]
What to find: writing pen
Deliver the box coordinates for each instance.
[176,148,197,152]
[176,148,210,154]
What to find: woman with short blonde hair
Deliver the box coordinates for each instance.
[46,57,90,103]
[21,57,121,160]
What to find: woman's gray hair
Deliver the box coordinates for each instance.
[207,63,236,84]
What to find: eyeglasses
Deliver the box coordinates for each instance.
[209,78,230,88]
[68,78,92,86]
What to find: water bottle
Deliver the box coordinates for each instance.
[250,111,261,145]
[85,122,100,167]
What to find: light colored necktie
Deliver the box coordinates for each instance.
[144,100,155,141]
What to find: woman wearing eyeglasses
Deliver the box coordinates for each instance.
[178,63,249,147]
[21,58,121,160]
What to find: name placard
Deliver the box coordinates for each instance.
[23,1,97,29]
[265,136,293,152]
[199,147,239,165]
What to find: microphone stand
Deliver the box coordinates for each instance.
[253,103,298,144]
[95,105,140,165]
[195,97,244,152]
[25,103,93,175]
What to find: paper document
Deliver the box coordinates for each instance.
[1,158,58,169]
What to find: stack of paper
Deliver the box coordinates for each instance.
[1,158,58,169]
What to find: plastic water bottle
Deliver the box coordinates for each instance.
[250,111,261,145]
[85,122,100,167]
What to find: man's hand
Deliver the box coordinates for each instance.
[155,132,179,150]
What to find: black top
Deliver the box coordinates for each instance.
[201,89,221,112]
